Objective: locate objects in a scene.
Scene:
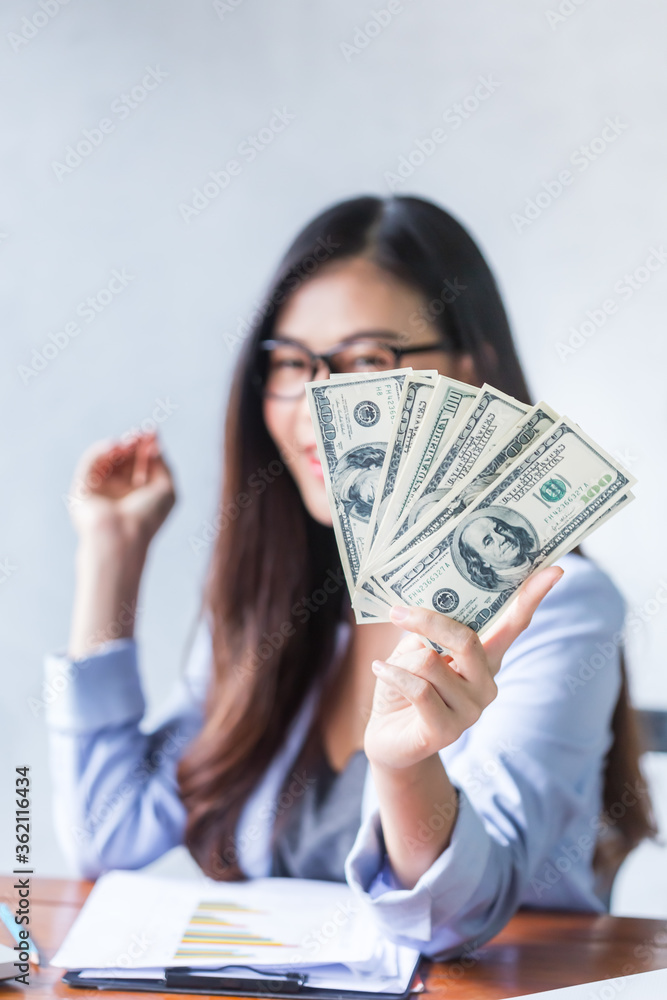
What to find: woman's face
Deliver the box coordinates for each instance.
[263,256,476,526]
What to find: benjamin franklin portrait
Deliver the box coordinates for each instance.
[333,444,386,523]
[452,507,539,591]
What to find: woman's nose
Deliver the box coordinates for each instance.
[312,357,331,381]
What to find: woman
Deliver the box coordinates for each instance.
[44,195,653,960]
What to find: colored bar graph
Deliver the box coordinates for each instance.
[172,899,294,961]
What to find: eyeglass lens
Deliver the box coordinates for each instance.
[263,339,399,397]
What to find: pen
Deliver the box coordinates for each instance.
[0,903,41,966]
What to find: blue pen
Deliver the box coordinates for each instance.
[0,903,40,966]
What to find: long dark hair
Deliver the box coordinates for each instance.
[177,194,654,882]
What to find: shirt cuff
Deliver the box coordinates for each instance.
[43,639,145,732]
[345,788,492,948]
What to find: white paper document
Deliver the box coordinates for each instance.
[500,966,667,999]
[51,870,420,994]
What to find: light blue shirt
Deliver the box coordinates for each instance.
[43,553,625,960]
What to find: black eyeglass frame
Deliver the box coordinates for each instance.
[254,334,448,399]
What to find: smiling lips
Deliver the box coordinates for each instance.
[305,448,324,478]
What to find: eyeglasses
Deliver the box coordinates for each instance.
[256,334,447,399]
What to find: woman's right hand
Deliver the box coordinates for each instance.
[68,430,177,549]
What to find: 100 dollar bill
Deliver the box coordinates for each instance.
[365,402,560,582]
[365,375,477,561]
[371,385,530,563]
[377,418,635,634]
[364,372,438,555]
[305,371,408,598]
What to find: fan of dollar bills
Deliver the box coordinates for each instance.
[306,370,635,634]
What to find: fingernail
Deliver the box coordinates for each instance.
[390,605,409,623]
[371,660,386,673]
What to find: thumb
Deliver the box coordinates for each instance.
[482,565,564,673]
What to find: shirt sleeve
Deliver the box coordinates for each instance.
[43,617,212,879]
[345,554,626,959]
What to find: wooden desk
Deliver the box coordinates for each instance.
[1,875,666,999]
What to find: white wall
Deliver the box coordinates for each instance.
[1,0,665,914]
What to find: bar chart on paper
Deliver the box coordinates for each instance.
[174,898,293,961]
[49,872,422,996]
[51,871,383,970]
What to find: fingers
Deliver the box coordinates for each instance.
[387,632,428,659]
[74,431,161,489]
[389,565,564,681]
[131,433,156,488]
[482,566,564,672]
[92,441,134,476]
[371,659,451,731]
[389,603,490,686]
[147,434,161,460]
[71,437,116,484]
[147,435,174,479]
[398,633,496,710]
[390,644,493,719]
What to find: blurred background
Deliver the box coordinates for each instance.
[1,0,665,913]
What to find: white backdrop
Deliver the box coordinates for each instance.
[1,0,665,914]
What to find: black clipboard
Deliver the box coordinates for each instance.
[61,956,422,999]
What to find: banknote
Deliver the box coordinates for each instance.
[356,487,637,622]
[364,375,477,561]
[364,372,438,555]
[376,418,636,634]
[307,369,636,631]
[560,489,635,549]
[364,402,560,581]
[305,370,408,599]
[368,385,531,567]
[353,388,534,618]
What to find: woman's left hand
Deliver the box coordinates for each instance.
[364,566,564,771]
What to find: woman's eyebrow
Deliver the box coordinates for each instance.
[272,329,405,346]
[269,334,304,344]
[339,329,404,344]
